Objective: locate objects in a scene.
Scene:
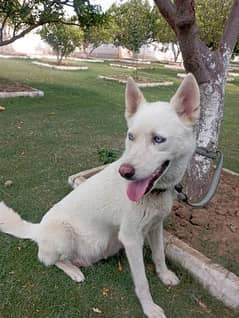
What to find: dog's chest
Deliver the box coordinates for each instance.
[136,191,174,232]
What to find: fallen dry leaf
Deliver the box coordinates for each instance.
[22,282,34,289]
[117,260,123,272]
[4,180,13,187]
[102,287,109,297]
[194,296,209,312]
[146,263,155,272]
[92,307,102,314]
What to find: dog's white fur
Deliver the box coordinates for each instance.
[0,74,200,318]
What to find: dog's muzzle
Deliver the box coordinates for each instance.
[119,163,135,180]
[119,160,170,201]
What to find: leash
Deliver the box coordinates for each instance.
[175,147,224,208]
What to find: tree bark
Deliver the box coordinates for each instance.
[184,80,226,200]
[154,0,239,201]
[181,40,232,199]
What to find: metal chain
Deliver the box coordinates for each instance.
[175,148,224,208]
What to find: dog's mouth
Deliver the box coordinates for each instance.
[127,160,170,202]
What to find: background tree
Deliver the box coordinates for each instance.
[73,0,106,30]
[40,23,83,64]
[81,16,113,57]
[151,6,180,62]
[0,0,105,47]
[154,0,239,199]
[109,0,154,57]
[196,0,233,49]
[196,0,239,54]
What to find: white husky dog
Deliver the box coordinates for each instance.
[0,73,200,318]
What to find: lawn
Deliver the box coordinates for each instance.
[0,58,238,318]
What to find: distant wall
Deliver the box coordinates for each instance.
[233,55,239,62]
[0,30,183,62]
[1,30,237,64]
[0,29,52,56]
[75,42,183,62]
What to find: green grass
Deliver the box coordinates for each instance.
[0,58,238,318]
[220,78,239,171]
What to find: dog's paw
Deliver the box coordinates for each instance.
[67,268,85,283]
[158,269,179,286]
[143,302,167,318]
[72,270,85,283]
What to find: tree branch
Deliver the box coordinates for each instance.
[220,0,239,53]
[153,0,176,32]
[175,0,210,83]
[174,0,196,28]
[12,22,22,38]
[0,19,82,47]
[0,24,42,47]
[61,21,80,27]
[0,15,8,42]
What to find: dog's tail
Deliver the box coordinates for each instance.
[0,201,39,241]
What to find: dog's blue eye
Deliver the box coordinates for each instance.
[128,132,134,141]
[153,135,166,144]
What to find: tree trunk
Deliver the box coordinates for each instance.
[88,45,97,57]
[184,81,225,200]
[58,51,64,65]
[171,42,180,63]
[56,51,61,65]
[83,43,89,58]
[183,48,231,200]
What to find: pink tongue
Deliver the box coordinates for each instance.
[127,177,151,201]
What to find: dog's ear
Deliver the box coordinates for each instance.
[125,77,145,120]
[170,73,200,125]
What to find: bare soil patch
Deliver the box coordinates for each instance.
[114,75,156,83]
[0,78,35,92]
[39,59,80,67]
[110,63,155,70]
[33,60,88,71]
[98,75,173,87]
[167,170,239,268]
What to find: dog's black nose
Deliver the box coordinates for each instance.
[119,164,135,179]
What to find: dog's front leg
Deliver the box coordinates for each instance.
[148,221,179,286]
[119,229,166,318]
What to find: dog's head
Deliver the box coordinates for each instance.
[119,74,200,202]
